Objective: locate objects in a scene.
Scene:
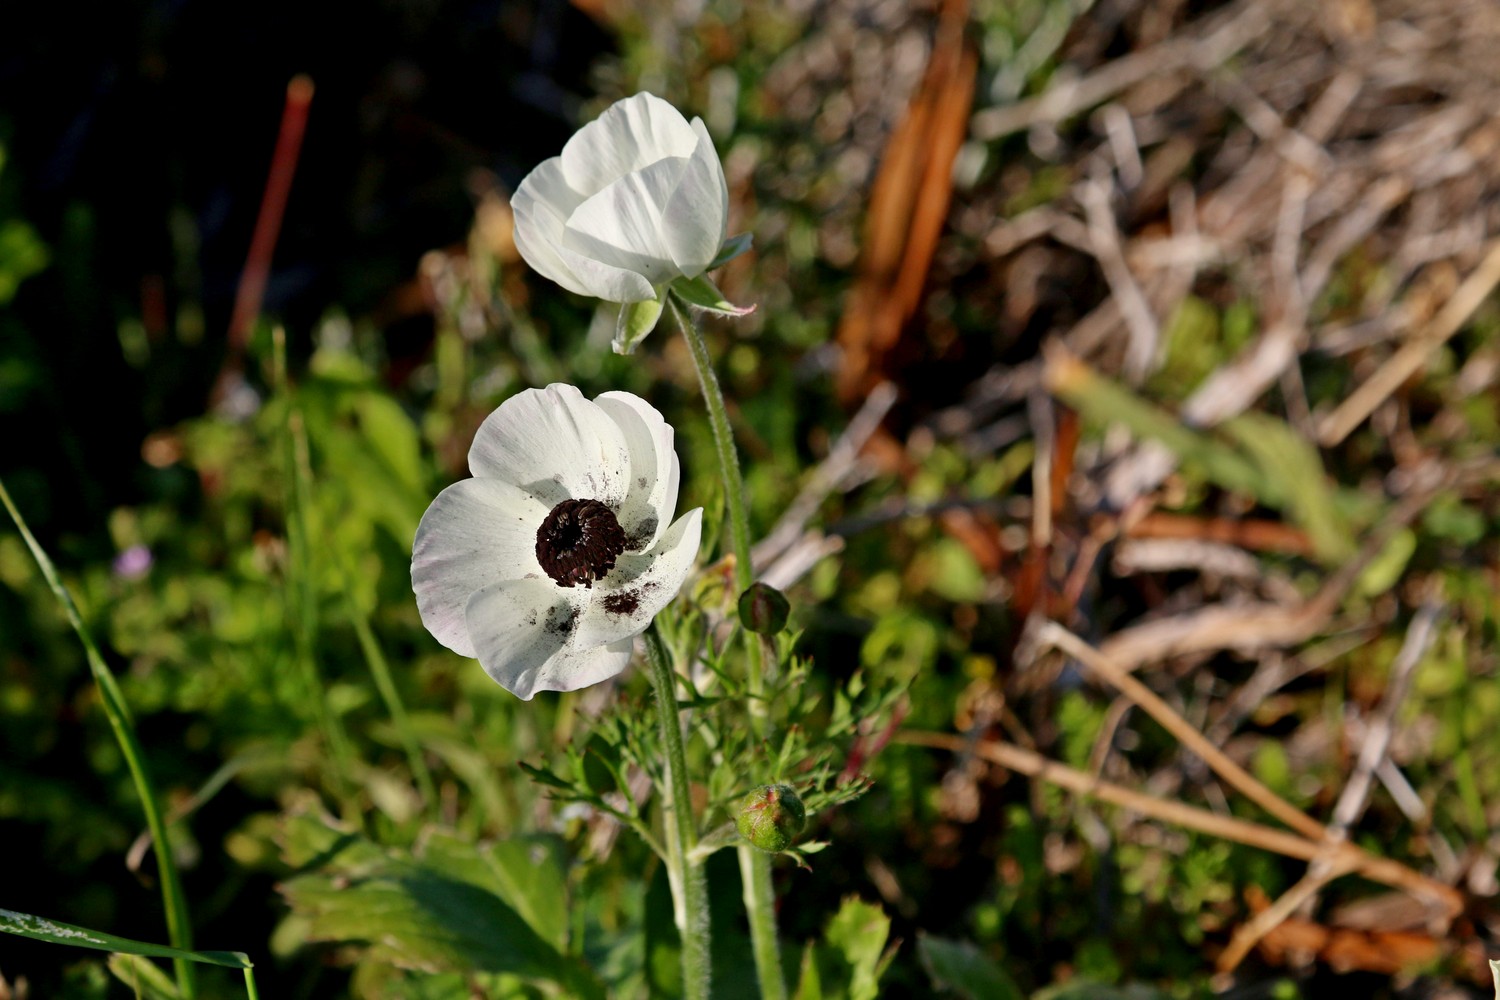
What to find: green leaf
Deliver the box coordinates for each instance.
[793,944,823,1000]
[822,897,892,1000]
[281,868,602,998]
[107,954,182,1000]
[1222,413,1355,563]
[0,218,50,304]
[518,759,576,790]
[708,232,753,269]
[613,291,667,354]
[277,814,604,999]
[670,273,755,317]
[1048,355,1356,565]
[917,934,1023,1000]
[421,831,570,952]
[1356,526,1416,597]
[0,908,251,970]
[353,391,425,494]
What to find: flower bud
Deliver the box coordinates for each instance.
[735,784,806,853]
[738,583,790,635]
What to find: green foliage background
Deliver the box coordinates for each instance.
[4,0,1500,997]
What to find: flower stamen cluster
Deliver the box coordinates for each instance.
[536,498,628,588]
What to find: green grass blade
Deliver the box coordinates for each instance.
[0,478,198,999]
[270,326,357,800]
[344,586,439,809]
[0,908,245,969]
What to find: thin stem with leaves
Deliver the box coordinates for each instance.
[669,296,787,1000]
[644,626,712,1000]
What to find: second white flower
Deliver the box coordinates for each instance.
[509,92,730,304]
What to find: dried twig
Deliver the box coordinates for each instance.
[896,729,1460,914]
[753,381,898,569]
[969,0,1273,141]
[1318,239,1500,446]
[1216,598,1445,971]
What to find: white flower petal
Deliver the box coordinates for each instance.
[411,479,549,657]
[660,117,729,278]
[511,160,595,297]
[563,156,687,283]
[551,246,658,302]
[560,92,699,198]
[464,578,634,700]
[468,384,632,508]
[594,390,679,550]
[534,636,636,698]
[573,508,702,648]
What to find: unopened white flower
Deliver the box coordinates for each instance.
[511,92,729,303]
[412,384,702,700]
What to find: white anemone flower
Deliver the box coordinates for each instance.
[511,91,728,303]
[510,92,753,353]
[412,384,702,700]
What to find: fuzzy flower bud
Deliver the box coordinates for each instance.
[735,784,806,853]
[738,582,790,635]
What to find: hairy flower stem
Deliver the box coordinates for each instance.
[644,627,712,1000]
[671,298,787,1000]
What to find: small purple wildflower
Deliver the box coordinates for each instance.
[113,544,153,580]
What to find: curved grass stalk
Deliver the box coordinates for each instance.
[0,479,198,999]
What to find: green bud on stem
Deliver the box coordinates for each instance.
[738,582,790,635]
[735,784,806,853]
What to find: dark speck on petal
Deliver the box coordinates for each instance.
[602,591,640,615]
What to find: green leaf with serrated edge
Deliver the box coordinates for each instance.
[670,273,756,317]
[917,934,1023,1000]
[277,814,603,999]
[420,831,570,952]
[0,909,251,970]
[280,868,603,999]
[708,231,753,269]
[612,290,666,354]
[518,759,575,790]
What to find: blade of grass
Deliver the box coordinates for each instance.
[0,908,247,970]
[342,584,438,810]
[271,327,357,802]
[0,480,198,999]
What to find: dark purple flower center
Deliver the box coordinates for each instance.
[535,498,628,588]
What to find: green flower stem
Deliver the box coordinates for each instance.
[0,478,198,1000]
[643,627,711,1000]
[739,846,785,994]
[668,297,764,692]
[669,296,787,1000]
